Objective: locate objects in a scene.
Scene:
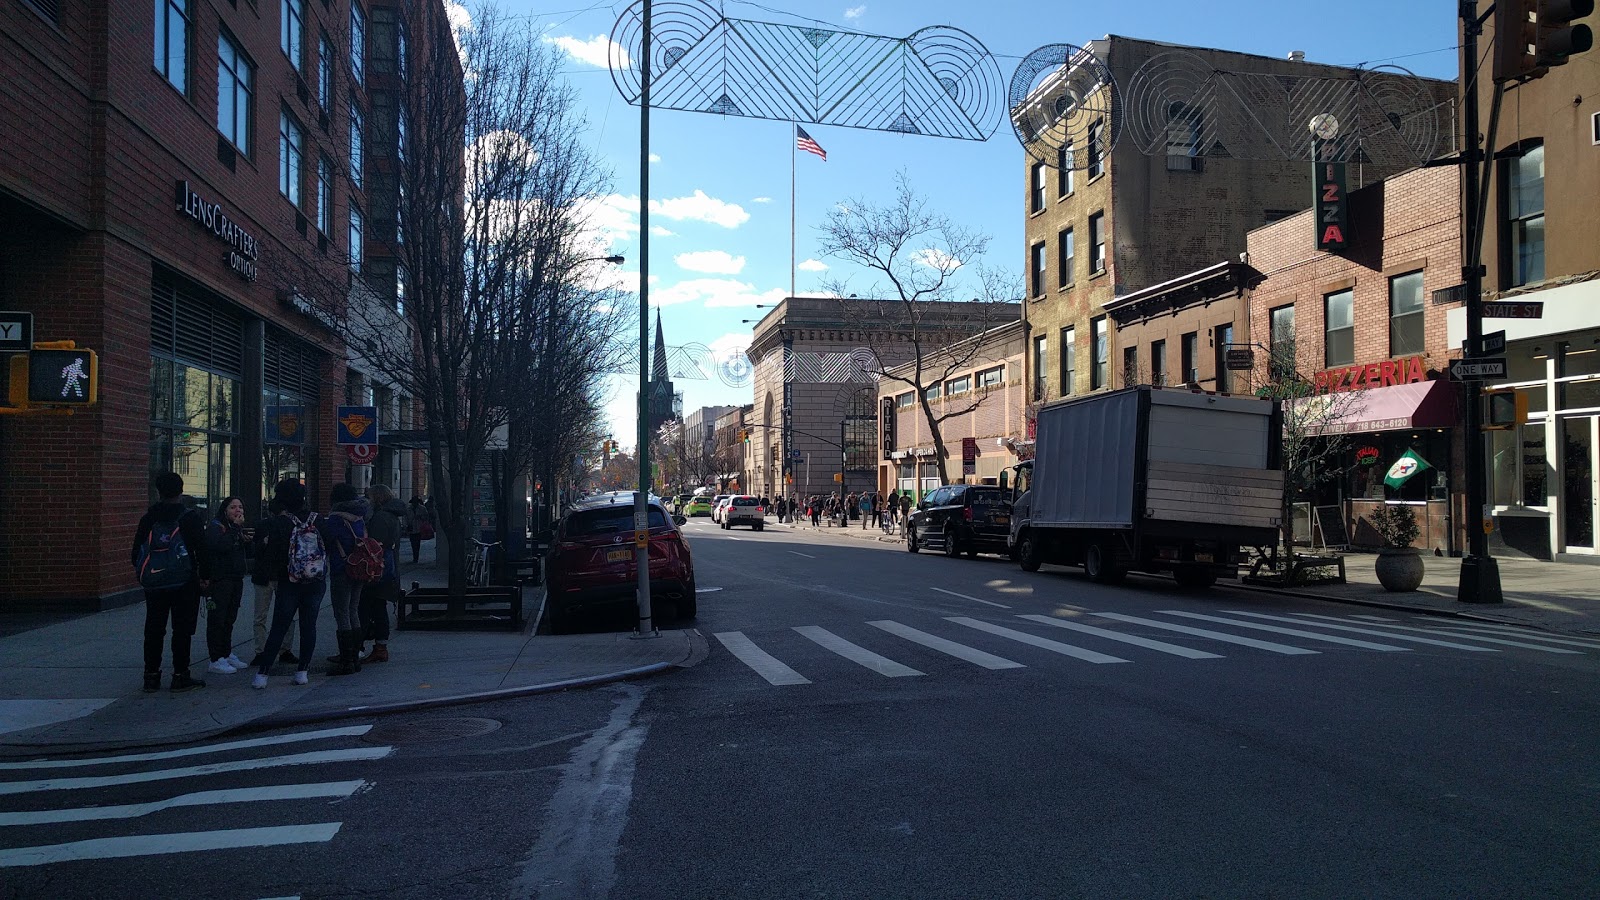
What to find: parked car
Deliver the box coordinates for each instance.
[906,484,1014,559]
[684,496,713,517]
[543,494,695,632]
[710,494,733,523]
[722,495,766,530]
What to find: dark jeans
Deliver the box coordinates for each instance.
[409,533,422,562]
[258,578,324,674]
[205,578,245,661]
[144,583,201,674]
[361,548,398,643]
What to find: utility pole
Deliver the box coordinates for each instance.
[633,0,657,635]
[1457,0,1502,603]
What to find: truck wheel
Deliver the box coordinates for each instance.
[1085,542,1127,584]
[1174,568,1217,589]
[943,527,962,558]
[1018,533,1042,572]
[906,527,919,553]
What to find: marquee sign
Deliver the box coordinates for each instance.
[175,180,260,282]
[1314,161,1348,252]
[1313,354,1427,393]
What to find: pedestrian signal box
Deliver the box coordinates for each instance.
[9,348,99,407]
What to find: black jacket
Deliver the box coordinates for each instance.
[368,498,410,550]
[131,501,211,585]
[205,519,251,581]
[257,507,327,584]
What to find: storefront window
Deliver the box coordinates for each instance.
[1343,432,1451,503]
[151,358,239,510]
[263,387,308,503]
[1521,423,1548,507]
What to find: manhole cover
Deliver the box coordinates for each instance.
[362,716,502,745]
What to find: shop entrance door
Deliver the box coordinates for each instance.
[1560,416,1598,553]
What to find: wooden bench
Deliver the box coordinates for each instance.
[397,585,523,630]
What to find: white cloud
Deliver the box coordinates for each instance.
[650,278,786,309]
[844,5,866,20]
[651,190,749,228]
[544,34,627,69]
[649,153,661,163]
[649,226,676,237]
[797,258,829,272]
[752,196,773,204]
[675,250,746,275]
[913,247,961,270]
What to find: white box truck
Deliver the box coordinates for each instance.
[1009,386,1284,587]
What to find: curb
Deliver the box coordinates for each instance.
[1233,582,1566,632]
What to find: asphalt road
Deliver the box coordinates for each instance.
[3,517,1597,899]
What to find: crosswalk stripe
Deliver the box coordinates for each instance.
[868,621,1026,670]
[1158,611,1416,651]
[793,627,923,677]
[0,823,344,868]
[946,617,1129,664]
[1287,613,1583,653]
[1091,613,1319,655]
[1433,622,1600,649]
[0,725,375,771]
[0,781,367,827]
[714,632,811,685]
[1350,614,1399,621]
[929,587,1010,609]
[1213,611,1496,652]
[0,747,393,797]
[1017,615,1224,659]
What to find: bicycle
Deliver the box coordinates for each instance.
[467,539,501,587]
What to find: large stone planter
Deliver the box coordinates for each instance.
[1374,548,1424,592]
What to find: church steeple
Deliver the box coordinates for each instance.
[651,311,669,381]
[646,311,677,437]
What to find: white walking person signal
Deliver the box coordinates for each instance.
[59,357,88,399]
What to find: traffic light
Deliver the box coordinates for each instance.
[1494,0,1541,83]
[1484,390,1529,430]
[1536,0,1594,70]
[738,429,749,443]
[8,348,99,407]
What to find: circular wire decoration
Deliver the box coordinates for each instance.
[1353,65,1442,168]
[906,26,1007,140]
[1008,44,1120,169]
[1123,49,1220,157]
[608,0,721,103]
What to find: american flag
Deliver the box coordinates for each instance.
[796,126,827,161]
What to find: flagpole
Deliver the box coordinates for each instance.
[790,122,796,301]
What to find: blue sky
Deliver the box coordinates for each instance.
[510,0,1462,449]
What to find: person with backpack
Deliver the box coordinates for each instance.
[131,472,211,692]
[249,497,298,667]
[202,496,252,675]
[252,479,327,688]
[358,483,409,664]
[322,483,374,676]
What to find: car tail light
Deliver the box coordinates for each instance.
[756,507,764,513]
[963,507,973,521]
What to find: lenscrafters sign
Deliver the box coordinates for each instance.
[175,180,260,281]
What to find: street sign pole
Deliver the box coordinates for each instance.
[633,0,657,637]
[1458,0,1503,603]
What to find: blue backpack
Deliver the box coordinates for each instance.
[138,517,193,590]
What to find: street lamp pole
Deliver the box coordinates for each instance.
[634,0,657,636]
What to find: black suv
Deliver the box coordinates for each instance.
[906,485,1014,559]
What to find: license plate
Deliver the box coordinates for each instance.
[1194,552,1214,563]
[992,515,1009,525]
[606,549,632,562]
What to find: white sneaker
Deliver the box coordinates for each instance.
[207,659,237,675]
[252,673,268,689]
[225,654,249,670]
[292,671,309,686]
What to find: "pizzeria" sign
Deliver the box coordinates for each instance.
[1314,354,1427,392]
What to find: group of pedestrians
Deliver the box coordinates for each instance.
[765,491,912,531]
[133,471,434,693]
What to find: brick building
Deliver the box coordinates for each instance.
[1244,165,1466,553]
[0,0,455,610]
[1103,261,1263,394]
[878,320,1026,500]
[1017,36,1455,420]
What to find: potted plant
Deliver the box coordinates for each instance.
[1371,504,1424,592]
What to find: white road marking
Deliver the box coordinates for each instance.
[868,621,1025,670]
[0,781,367,826]
[1433,622,1600,649]
[1212,611,1496,652]
[947,617,1128,664]
[0,823,343,868]
[787,551,817,559]
[1350,614,1399,622]
[1285,613,1581,654]
[1018,615,1223,659]
[0,747,393,796]
[929,587,1010,609]
[1092,612,1319,655]
[713,632,811,685]
[1159,611,1417,651]
[0,725,374,770]
[793,626,924,677]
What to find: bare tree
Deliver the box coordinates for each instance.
[817,172,1018,484]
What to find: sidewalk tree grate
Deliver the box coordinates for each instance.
[361,716,503,745]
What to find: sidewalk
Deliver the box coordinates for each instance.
[0,541,706,755]
[769,516,1600,636]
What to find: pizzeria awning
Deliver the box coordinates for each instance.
[1301,379,1459,436]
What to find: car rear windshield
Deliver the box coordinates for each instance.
[968,488,1008,510]
[565,506,669,536]
[732,497,760,506]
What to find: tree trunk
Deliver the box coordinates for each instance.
[918,395,953,485]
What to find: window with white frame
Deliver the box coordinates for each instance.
[1165,103,1202,171]
[349,99,364,189]
[895,392,913,409]
[1388,270,1425,356]
[350,2,366,85]
[1503,142,1544,288]
[1269,304,1296,380]
[348,202,364,273]
[216,31,252,154]
[155,0,190,94]
[1033,334,1047,400]
[1030,241,1046,298]
[1092,316,1108,389]
[1058,143,1073,196]
[1086,120,1103,178]
[1150,339,1166,386]
[318,31,333,111]
[1030,162,1045,213]
[945,375,971,396]
[924,381,942,401]
[1181,331,1198,384]
[281,0,303,71]
[316,156,333,235]
[1060,326,1075,395]
[1058,227,1074,288]
[1324,288,1354,367]
[279,109,303,207]
[1088,211,1105,274]
[978,365,1004,389]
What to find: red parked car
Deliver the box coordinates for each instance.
[544,493,696,632]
